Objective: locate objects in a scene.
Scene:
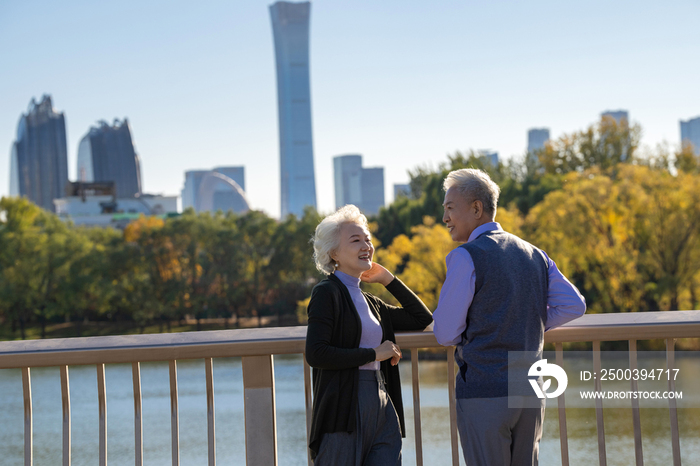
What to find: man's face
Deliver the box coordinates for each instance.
[442,187,480,243]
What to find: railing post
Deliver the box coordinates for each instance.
[666,339,681,466]
[169,360,180,466]
[96,364,107,466]
[22,367,33,466]
[205,358,216,466]
[242,355,277,466]
[60,365,71,466]
[303,357,313,466]
[628,340,643,466]
[410,348,424,466]
[447,348,459,466]
[555,343,570,466]
[132,362,143,466]
[592,341,607,466]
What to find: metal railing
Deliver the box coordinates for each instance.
[1,310,699,466]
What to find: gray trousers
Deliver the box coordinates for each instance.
[314,370,402,466]
[457,396,545,466]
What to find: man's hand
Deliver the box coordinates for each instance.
[360,262,394,287]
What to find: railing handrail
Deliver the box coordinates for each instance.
[1,311,699,369]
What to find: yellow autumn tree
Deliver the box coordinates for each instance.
[523,165,700,313]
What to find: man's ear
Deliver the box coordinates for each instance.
[473,200,484,219]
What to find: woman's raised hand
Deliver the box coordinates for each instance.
[360,262,394,287]
[374,340,402,366]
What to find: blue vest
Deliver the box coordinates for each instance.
[455,230,548,399]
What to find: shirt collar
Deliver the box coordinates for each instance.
[333,270,361,289]
[468,221,502,243]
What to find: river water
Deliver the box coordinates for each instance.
[0,355,698,465]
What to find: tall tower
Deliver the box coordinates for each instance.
[527,128,550,152]
[77,119,142,198]
[601,110,629,125]
[333,154,385,216]
[270,1,317,218]
[680,116,700,155]
[333,154,362,209]
[9,95,69,211]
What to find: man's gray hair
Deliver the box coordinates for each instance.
[443,168,501,216]
[312,205,369,275]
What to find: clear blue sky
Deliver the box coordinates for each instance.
[2,0,699,218]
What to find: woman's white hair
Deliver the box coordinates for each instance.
[443,168,501,216]
[313,205,369,275]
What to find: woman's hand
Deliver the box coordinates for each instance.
[374,340,402,366]
[360,262,394,287]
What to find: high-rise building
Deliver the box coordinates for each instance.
[360,167,385,216]
[601,110,629,125]
[394,183,411,200]
[9,95,68,211]
[76,119,142,198]
[333,154,385,216]
[601,110,631,161]
[478,150,499,166]
[527,128,550,152]
[680,116,700,155]
[181,166,249,214]
[333,155,362,208]
[270,1,317,218]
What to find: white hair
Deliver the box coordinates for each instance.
[313,205,369,275]
[443,168,501,216]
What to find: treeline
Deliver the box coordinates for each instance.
[0,201,323,339]
[1,117,700,340]
[371,117,700,315]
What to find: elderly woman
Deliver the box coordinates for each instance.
[305,205,433,465]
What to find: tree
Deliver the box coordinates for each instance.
[523,165,700,313]
[236,210,278,326]
[0,197,49,338]
[370,217,457,310]
[538,116,641,175]
[266,207,323,322]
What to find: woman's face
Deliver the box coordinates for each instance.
[333,222,374,278]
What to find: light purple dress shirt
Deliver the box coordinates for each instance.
[334,270,382,370]
[433,222,587,346]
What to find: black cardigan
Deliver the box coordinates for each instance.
[305,273,433,459]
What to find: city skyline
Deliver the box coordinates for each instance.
[2,1,700,218]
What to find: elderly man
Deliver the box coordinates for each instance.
[433,168,586,466]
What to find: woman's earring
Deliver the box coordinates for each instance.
[334,263,339,268]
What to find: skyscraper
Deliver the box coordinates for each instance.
[76,119,142,198]
[333,155,362,208]
[601,110,630,161]
[527,128,550,152]
[270,1,317,218]
[478,150,499,166]
[9,95,68,211]
[601,110,629,125]
[333,154,385,216]
[393,183,411,200]
[680,116,700,155]
[360,167,385,216]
